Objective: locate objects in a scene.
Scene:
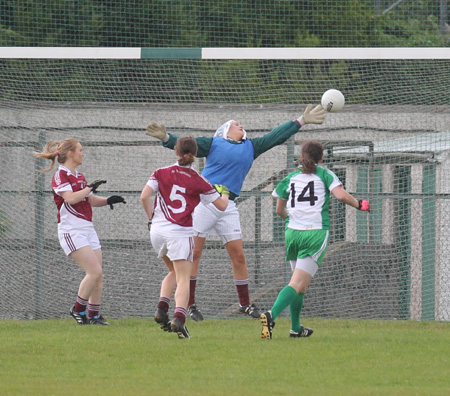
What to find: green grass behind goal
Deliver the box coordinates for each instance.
[1,318,449,396]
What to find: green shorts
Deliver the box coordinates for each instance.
[284,228,329,266]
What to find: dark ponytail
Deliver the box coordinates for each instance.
[300,140,323,174]
[175,136,197,166]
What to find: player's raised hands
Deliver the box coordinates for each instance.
[106,195,126,210]
[301,104,326,125]
[358,199,370,212]
[88,179,107,193]
[146,123,167,141]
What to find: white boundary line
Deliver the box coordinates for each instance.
[202,47,450,59]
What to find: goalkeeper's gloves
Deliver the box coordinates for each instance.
[297,104,326,126]
[214,184,230,196]
[358,199,370,212]
[88,179,107,193]
[106,195,126,210]
[146,122,169,142]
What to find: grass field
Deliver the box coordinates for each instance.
[1,317,449,396]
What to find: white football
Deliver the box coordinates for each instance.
[321,89,345,113]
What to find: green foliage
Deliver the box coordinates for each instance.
[372,14,448,47]
[1,318,449,395]
[0,0,447,47]
[0,26,27,46]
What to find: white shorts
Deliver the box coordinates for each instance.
[193,200,242,244]
[58,228,101,256]
[290,256,319,277]
[150,231,194,262]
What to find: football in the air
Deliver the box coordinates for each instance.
[321,89,345,113]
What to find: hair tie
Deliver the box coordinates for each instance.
[54,151,59,156]
[184,154,189,158]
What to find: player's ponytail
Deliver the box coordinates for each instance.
[300,140,323,174]
[33,138,79,172]
[176,136,198,166]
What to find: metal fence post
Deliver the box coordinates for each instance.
[34,130,46,319]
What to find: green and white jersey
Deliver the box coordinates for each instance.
[272,165,342,230]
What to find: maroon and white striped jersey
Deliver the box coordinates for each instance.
[52,165,93,231]
[147,163,220,236]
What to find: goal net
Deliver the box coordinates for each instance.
[1,49,450,321]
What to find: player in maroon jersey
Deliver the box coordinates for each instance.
[33,138,126,325]
[140,136,229,339]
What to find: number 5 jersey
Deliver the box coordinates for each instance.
[146,163,220,237]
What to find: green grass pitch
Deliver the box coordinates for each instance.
[1,317,449,395]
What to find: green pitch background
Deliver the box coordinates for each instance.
[1,318,449,396]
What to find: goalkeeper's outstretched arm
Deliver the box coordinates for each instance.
[145,122,213,157]
[146,123,170,142]
[251,104,326,159]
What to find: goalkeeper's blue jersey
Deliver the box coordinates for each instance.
[200,138,254,196]
[162,120,301,197]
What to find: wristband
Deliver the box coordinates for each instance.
[148,220,152,231]
[296,115,306,127]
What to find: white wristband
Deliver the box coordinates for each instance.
[296,115,306,127]
[162,134,170,143]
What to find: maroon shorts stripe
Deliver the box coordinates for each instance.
[64,233,77,252]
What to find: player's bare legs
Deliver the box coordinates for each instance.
[192,235,206,279]
[187,236,206,321]
[88,248,103,305]
[173,259,193,310]
[161,255,177,298]
[70,245,108,324]
[225,239,248,279]
[288,268,312,294]
[171,258,193,338]
[189,235,260,319]
[71,246,103,302]
[154,255,177,331]
[225,238,260,317]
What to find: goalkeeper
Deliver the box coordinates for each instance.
[146,104,326,321]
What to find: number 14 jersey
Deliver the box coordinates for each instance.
[272,165,342,230]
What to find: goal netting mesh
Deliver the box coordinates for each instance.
[1,56,450,321]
